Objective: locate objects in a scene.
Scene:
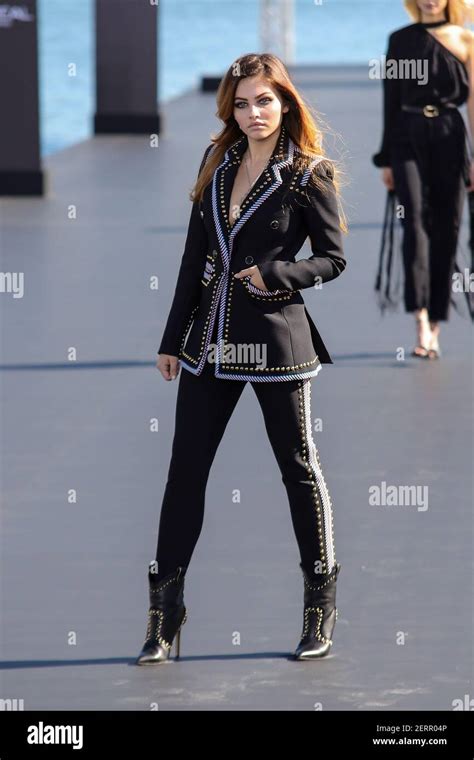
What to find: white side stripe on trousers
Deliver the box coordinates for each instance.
[300,378,336,573]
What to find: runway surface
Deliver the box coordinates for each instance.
[1,64,472,711]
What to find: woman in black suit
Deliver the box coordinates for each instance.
[136,53,347,665]
[372,0,474,357]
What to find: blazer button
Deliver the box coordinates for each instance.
[200,210,204,218]
[270,219,280,229]
[212,249,218,259]
[245,255,254,265]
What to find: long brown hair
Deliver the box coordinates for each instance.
[404,0,473,25]
[190,53,348,233]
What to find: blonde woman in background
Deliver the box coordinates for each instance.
[373,0,474,357]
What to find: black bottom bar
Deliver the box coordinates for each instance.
[0,709,473,756]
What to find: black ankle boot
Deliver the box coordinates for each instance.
[294,562,341,660]
[135,565,187,665]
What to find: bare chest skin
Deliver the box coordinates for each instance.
[229,161,252,228]
[426,26,470,64]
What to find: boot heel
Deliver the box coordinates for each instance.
[175,611,187,659]
[175,627,182,659]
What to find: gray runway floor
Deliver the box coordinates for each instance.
[1,65,472,710]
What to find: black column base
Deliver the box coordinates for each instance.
[94,112,161,134]
[0,170,44,196]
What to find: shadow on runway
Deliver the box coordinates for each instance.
[0,652,338,668]
[0,353,433,371]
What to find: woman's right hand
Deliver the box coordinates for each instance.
[381,167,395,191]
[156,353,180,381]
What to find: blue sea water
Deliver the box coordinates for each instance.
[38,0,416,157]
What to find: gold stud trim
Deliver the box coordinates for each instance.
[297,381,328,572]
[180,276,221,365]
[144,608,172,650]
[240,276,296,302]
[301,606,333,644]
[144,608,188,651]
[218,275,319,372]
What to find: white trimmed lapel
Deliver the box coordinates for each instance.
[211,124,296,270]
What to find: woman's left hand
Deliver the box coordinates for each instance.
[234,265,268,290]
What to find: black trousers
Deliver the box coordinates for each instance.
[154,340,337,580]
[391,110,467,321]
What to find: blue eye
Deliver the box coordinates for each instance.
[235,97,272,109]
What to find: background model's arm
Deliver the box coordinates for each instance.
[372,32,401,169]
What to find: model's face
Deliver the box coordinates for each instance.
[233,75,289,141]
[416,0,448,18]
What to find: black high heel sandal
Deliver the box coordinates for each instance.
[411,313,431,358]
[427,326,441,360]
[136,565,187,665]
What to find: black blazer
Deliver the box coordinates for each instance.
[158,123,346,381]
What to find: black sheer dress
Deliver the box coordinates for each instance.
[372,19,473,321]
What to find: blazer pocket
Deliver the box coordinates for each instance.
[241,275,295,301]
[201,253,216,287]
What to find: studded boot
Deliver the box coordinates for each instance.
[294,562,341,660]
[135,565,187,665]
